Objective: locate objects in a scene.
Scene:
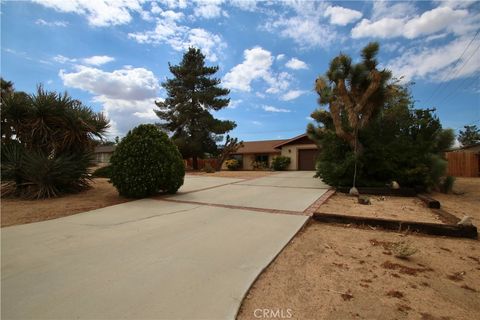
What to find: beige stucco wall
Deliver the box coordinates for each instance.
[220,153,279,170]
[95,152,112,164]
[280,144,318,170]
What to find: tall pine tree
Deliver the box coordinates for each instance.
[155,48,235,169]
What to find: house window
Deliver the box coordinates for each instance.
[231,154,243,165]
[255,154,269,164]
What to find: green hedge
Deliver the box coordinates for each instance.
[271,156,291,171]
[109,124,185,198]
[92,165,112,178]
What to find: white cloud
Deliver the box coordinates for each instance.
[223,47,292,94]
[159,0,188,9]
[81,55,115,66]
[54,54,77,64]
[285,58,308,70]
[276,54,285,61]
[371,1,417,20]
[324,6,362,26]
[35,19,68,27]
[53,54,114,66]
[230,0,258,12]
[193,0,226,19]
[352,6,471,39]
[263,2,337,49]
[228,99,242,109]
[33,0,144,27]
[388,36,480,82]
[263,105,291,113]
[281,90,307,101]
[265,72,292,94]
[251,120,262,125]
[128,14,225,61]
[59,65,161,136]
[404,6,469,38]
[352,18,405,39]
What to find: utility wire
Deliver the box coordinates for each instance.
[424,29,480,105]
[439,73,480,106]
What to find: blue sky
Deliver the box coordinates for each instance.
[2,0,479,142]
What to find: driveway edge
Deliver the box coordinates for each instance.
[233,216,311,319]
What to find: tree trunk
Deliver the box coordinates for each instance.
[215,155,226,171]
[192,155,199,170]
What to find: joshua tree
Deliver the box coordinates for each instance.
[313,42,392,155]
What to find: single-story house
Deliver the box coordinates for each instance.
[226,133,319,171]
[93,133,320,171]
[93,145,116,165]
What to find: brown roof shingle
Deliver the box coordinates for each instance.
[233,139,287,154]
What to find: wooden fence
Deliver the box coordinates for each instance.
[445,152,479,177]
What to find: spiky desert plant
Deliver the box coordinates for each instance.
[1,82,109,198]
[392,241,418,259]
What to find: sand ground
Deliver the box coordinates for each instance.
[238,222,480,320]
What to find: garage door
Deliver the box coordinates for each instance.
[298,149,318,170]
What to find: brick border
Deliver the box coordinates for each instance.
[231,182,328,190]
[303,189,336,216]
[156,198,308,216]
[152,175,333,217]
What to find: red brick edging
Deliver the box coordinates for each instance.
[156,198,308,216]
[303,189,336,216]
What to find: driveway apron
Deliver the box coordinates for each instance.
[2,172,328,319]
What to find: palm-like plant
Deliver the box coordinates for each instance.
[1,82,109,199]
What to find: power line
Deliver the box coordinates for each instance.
[424,29,480,105]
[438,73,480,106]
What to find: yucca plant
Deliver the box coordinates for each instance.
[1,79,109,199]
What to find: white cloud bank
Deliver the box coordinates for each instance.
[262,105,290,113]
[263,1,337,49]
[35,19,68,27]
[223,46,292,94]
[388,36,480,82]
[59,65,161,136]
[54,55,115,66]
[32,0,145,27]
[285,58,308,70]
[352,6,470,39]
[128,5,225,62]
[281,90,307,101]
[324,6,362,26]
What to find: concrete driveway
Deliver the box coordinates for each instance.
[2,172,329,320]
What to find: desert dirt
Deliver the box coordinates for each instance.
[432,177,480,222]
[1,178,130,227]
[317,193,443,224]
[187,170,277,179]
[237,222,480,320]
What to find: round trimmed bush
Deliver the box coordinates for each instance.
[110,124,185,198]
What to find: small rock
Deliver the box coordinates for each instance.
[358,195,371,205]
[349,187,359,196]
[391,181,400,189]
